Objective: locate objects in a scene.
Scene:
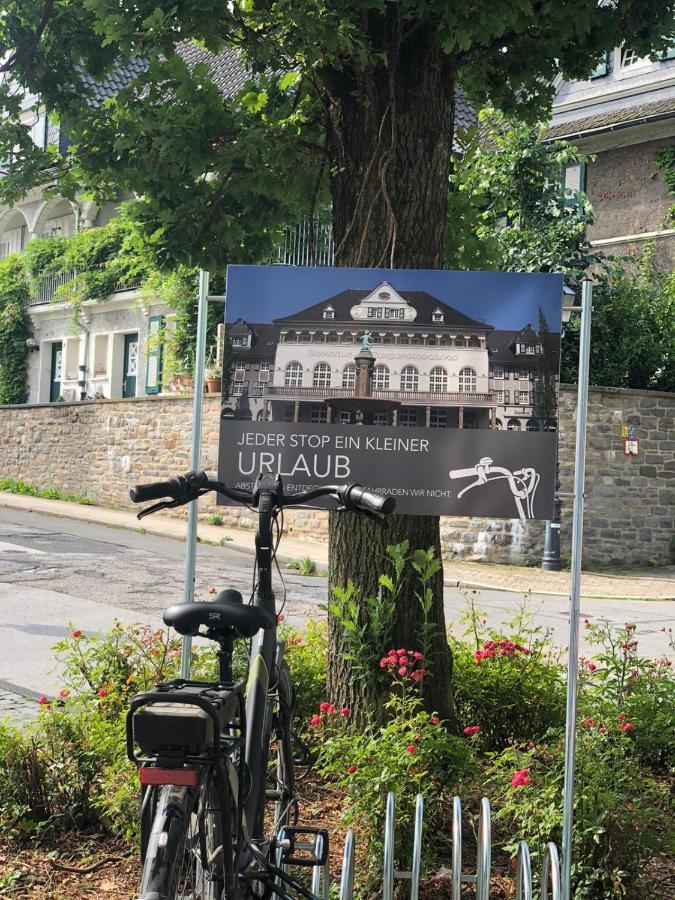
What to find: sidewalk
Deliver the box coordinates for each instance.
[1,492,674,601]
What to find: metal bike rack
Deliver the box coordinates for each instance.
[332,792,561,900]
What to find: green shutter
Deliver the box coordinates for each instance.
[590,54,608,78]
[145,315,164,395]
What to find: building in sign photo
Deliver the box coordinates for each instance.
[222,279,560,433]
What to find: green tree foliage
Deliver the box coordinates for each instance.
[561,247,675,392]
[0,255,31,404]
[446,109,596,278]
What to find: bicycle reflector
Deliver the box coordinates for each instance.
[140,767,197,787]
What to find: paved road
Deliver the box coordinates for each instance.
[0,507,672,718]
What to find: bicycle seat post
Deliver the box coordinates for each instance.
[213,632,234,683]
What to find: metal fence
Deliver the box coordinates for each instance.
[29,269,77,306]
[278,792,561,900]
[278,219,335,267]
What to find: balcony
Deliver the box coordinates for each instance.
[264,385,496,406]
[29,271,142,307]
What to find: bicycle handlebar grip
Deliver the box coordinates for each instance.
[449,467,478,480]
[346,485,396,515]
[129,479,178,503]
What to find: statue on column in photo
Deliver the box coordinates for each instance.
[354,331,375,399]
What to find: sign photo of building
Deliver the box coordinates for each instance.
[222,278,560,434]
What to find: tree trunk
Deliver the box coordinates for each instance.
[319,20,458,729]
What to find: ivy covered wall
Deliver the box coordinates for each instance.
[0,255,31,404]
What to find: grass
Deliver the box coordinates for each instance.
[287,556,318,576]
[207,514,224,526]
[0,478,96,506]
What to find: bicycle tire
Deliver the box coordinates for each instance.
[267,661,296,834]
[138,776,226,900]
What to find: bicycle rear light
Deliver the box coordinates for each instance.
[140,767,197,787]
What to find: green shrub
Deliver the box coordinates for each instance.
[451,596,566,749]
[281,619,328,728]
[483,727,670,900]
[207,514,224,526]
[0,254,31,404]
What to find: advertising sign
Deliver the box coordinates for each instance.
[218,266,563,520]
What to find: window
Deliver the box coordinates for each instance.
[503,369,510,379]
[258,363,271,382]
[285,362,303,387]
[378,290,391,301]
[232,335,249,348]
[384,308,404,319]
[313,362,331,388]
[368,306,383,318]
[311,405,328,423]
[432,308,444,323]
[544,418,558,432]
[492,365,504,379]
[496,390,504,404]
[372,412,388,426]
[430,410,447,428]
[339,410,351,424]
[590,53,608,79]
[373,365,390,390]
[459,367,476,393]
[326,331,339,343]
[518,368,529,381]
[234,363,246,376]
[525,345,535,354]
[518,390,530,405]
[399,409,417,427]
[526,419,540,432]
[429,366,448,392]
[323,306,335,319]
[233,380,246,396]
[621,46,641,68]
[411,334,424,346]
[504,390,511,404]
[342,364,356,389]
[507,418,521,431]
[283,403,294,422]
[282,330,296,343]
[299,331,311,343]
[400,366,419,391]
[251,382,264,396]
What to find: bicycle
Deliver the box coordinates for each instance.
[126,470,395,900]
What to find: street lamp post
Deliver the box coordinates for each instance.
[542,284,577,572]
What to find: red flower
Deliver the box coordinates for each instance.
[582,717,596,728]
[340,707,351,716]
[397,666,407,676]
[598,726,607,734]
[413,651,424,661]
[319,702,331,712]
[618,711,627,721]
[208,586,217,595]
[71,629,82,639]
[463,725,480,736]
[347,764,358,774]
[310,715,321,727]
[380,657,390,668]
[410,669,426,681]
[620,722,635,733]
[98,688,107,698]
[406,745,416,753]
[276,613,285,624]
[431,716,441,725]
[511,769,530,789]
[289,635,302,645]
[587,662,597,672]
[396,648,406,656]
[37,695,49,705]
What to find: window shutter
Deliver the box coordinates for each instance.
[590,54,608,78]
[145,315,164,395]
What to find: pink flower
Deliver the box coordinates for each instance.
[396,649,406,656]
[410,669,426,681]
[398,666,407,676]
[319,702,331,712]
[406,745,416,753]
[347,764,358,774]
[620,722,635,734]
[208,586,217,595]
[340,707,351,716]
[431,716,441,725]
[463,725,480,736]
[37,695,49,705]
[511,769,530,789]
[413,651,424,660]
[276,613,285,624]
[380,657,390,668]
[98,688,107,698]
[71,629,82,639]
[598,726,607,734]
[289,635,302,645]
[587,663,597,672]
[310,715,321,727]
[582,717,596,729]
[583,618,590,627]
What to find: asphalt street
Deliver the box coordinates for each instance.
[0,507,672,707]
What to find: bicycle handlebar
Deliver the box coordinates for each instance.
[129,472,396,519]
[448,467,479,480]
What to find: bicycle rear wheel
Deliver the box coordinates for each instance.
[138,777,226,900]
[267,661,296,833]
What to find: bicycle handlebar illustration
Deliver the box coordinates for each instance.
[449,456,540,520]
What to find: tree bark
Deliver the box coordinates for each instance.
[320,18,458,729]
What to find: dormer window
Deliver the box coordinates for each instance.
[432,308,444,324]
[378,290,391,300]
[232,335,250,348]
[323,305,335,319]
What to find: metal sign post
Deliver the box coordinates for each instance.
[180,269,210,679]
[561,279,593,900]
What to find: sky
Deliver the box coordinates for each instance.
[225,265,564,332]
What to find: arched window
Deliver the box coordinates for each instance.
[439,334,452,347]
[299,330,311,343]
[340,332,353,344]
[326,331,339,343]
[311,331,325,343]
[526,418,540,432]
[468,334,481,348]
[283,330,297,343]
[507,418,522,431]
[313,362,332,388]
[400,365,419,391]
[411,333,424,346]
[373,365,390,390]
[544,418,558,432]
[285,362,303,387]
[429,366,448,392]
[342,364,356,389]
[459,367,477,393]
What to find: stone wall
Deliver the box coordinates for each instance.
[1,385,673,567]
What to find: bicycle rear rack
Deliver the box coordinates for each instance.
[287,792,562,900]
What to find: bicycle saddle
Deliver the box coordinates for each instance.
[163,590,274,638]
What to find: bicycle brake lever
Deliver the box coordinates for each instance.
[136,499,179,520]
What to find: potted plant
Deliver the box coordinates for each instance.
[205,356,222,394]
